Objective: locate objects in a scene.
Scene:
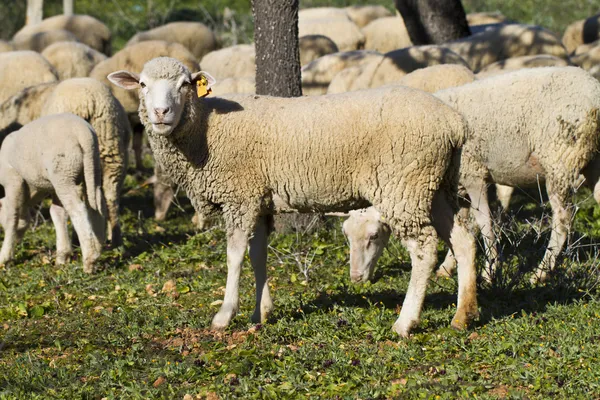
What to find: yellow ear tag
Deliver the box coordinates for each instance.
[196,75,212,98]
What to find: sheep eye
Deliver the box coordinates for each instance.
[140,82,146,88]
[369,233,379,240]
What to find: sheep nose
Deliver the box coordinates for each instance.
[154,107,170,117]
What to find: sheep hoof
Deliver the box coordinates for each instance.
[211,309,235,330]
[55,252,72,265]
[392,317,417,338]
[451,308,479,331]
[83,263,95,274]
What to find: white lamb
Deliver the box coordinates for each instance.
[108,57,478,337]
[0,113,106,273]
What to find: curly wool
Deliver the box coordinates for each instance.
[139,58,467,239]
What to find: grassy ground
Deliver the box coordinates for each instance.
[1,168,600,399]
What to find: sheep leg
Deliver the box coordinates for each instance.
[102,168,123,247]
[495,184,514,213]
[0,183,28,265]
[531,184,571,284]
[153,163,174,221]
[54,184,102,273]
[430,191,479,331]
[392,225,439,337]
[250,217,273,324]
[464,181,498,283]
[211,227,248,330]
[50,200,72,265]
[435,205,470,278]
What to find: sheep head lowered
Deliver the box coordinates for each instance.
[342,207,391,283]
[107,57,215,137]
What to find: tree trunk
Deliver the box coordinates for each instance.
[26,0,44,26]
[252,0,302,97]
[394,0,470,45]
[63,0,74,16]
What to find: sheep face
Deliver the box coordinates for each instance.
[107,57,215,137]
[342,208,391,283]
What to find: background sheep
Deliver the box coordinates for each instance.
[466,11,511,27]
[199,44,255,81]
[108,57,478,338]
[0,51,57,104]
[13,14,111,55]
[298,9,365,51]
[299,35,339,66]
[395,64,476,93]
[327,45,468,94]
[301,50,382,95]
[0,78,130,246]
[42,41,108,80]
[476,54,572,78]
[445,23,569,72]
[344,5,392,28]
[12,29,78,52]
[0,113,106,273]
[570,44,600,72]
[0,40,14,53]
[126,22,218,61]
[562,13,600,54]
[362,15,412,53]
[344,67,600,285]
[211,77,256,95]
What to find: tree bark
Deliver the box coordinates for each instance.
[26,0,44,26]
[395,0,470,45]
[63,0,74,16]
[252,0,302,97]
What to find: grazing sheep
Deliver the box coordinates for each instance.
[345,5,392,28]
[90,40,198,175]
[299,35,339,66]
[0,78,130,246]
[0,113,106,273]
[199,44,255,81]
[395,64,475,93]
[327,45,468,94]
[126,22,218,61]
[42,41,107,80]
[13,14,112,55]
[445,24,569,72]
[562,14,600,54]
[108,56,478,337]
[0,51,57,104]
[362,16,412,53]
[299,8,365,51]
[476,54,572,78]
[301,50,382,95]
[343,67,600,285]
[12,29,78,52]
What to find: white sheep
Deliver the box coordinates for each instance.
[0,51,57,104]
[108,56,478,337]
[126,22,218,61]
[0,113,106,273]
[476,54,572,79]
[13,14,112,55]
[298,8,365,52]
[327,45,468,94]
[445,24,569,72]
[301,50,383,95]
[343,67,600,285]
[345,5,392,28]
[0,78,130,246]
[200,44,256,81]
[12,29,79,52]
[466,12,511,27]
[362,15,412,53]
[394,64,475,93]
[299,35,339,66]
[41,41,107,80]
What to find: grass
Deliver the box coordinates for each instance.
[1,166,600,399]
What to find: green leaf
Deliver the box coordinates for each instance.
[29,305,45,318]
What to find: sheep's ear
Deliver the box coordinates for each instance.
[191,71,216,89]
[107,70,141,90]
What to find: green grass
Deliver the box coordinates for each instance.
[1,170,600,399]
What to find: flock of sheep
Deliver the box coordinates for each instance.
[1,6,600,338]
